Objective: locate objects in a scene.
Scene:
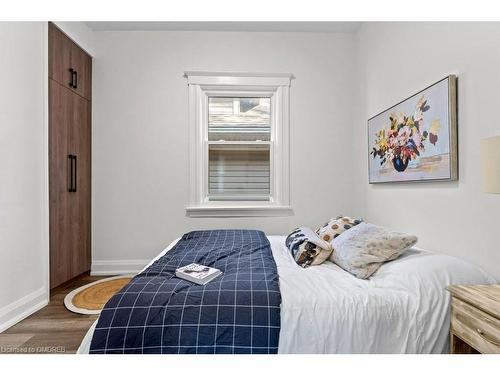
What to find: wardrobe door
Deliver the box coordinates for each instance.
[49,22,92,288]
[49,80,73,289]
[70,43,92,100]
[68,94,91,277]
[48,23,73,90]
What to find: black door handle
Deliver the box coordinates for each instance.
[67,154,77,192]
[68,154,73,192]
[73,70,78,89]
[73,155,77,192]
[69,68,75,88]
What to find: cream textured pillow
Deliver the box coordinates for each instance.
[331,223,418,279]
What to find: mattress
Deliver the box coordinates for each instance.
[79,235,495,354]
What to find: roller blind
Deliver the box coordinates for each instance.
[209,145,270,199]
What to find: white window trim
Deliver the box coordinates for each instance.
[185,72,293,218]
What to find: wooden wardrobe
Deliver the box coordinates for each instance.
[49,23,92,289]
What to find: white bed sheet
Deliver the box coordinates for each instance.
[78,236,495,354]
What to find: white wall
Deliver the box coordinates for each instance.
[0,22,49,331]
[353,22,500,279]
[92,31,356,272]
[53,21,95,56]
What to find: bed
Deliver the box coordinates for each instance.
[78,231,495,354]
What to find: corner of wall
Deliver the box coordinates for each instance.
[91,259,150,276]
[0,288,49,333]
[350,23,369,218]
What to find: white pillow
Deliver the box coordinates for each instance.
[331,223,418,279]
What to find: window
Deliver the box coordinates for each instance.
[185,72,293,217]
[208,97,271,200]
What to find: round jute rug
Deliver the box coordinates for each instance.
[64,275,134,314]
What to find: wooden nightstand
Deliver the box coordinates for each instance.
[447,285,500,353]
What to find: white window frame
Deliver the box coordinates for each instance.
[185,72,293,217]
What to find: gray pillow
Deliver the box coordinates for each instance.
[331,223,417,279]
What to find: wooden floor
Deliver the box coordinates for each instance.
[0,274,106,354]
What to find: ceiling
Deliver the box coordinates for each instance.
[85,22,361,33]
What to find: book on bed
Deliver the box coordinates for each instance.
[175,263,222,285]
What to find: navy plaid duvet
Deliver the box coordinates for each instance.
[89,230,281,354]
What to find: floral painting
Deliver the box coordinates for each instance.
[368,76,457,183]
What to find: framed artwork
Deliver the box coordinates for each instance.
[368,75,458,183]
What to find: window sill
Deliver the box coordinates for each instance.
[185,205,294,218]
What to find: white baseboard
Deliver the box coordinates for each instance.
[0,287,48,333]
[91,259,150,276]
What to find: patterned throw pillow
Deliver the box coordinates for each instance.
[316,215,363,243]
[331,222,418,279]
[285,227,333,268]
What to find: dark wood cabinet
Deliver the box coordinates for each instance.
[49,23,92,289]
[49,22,92,101]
